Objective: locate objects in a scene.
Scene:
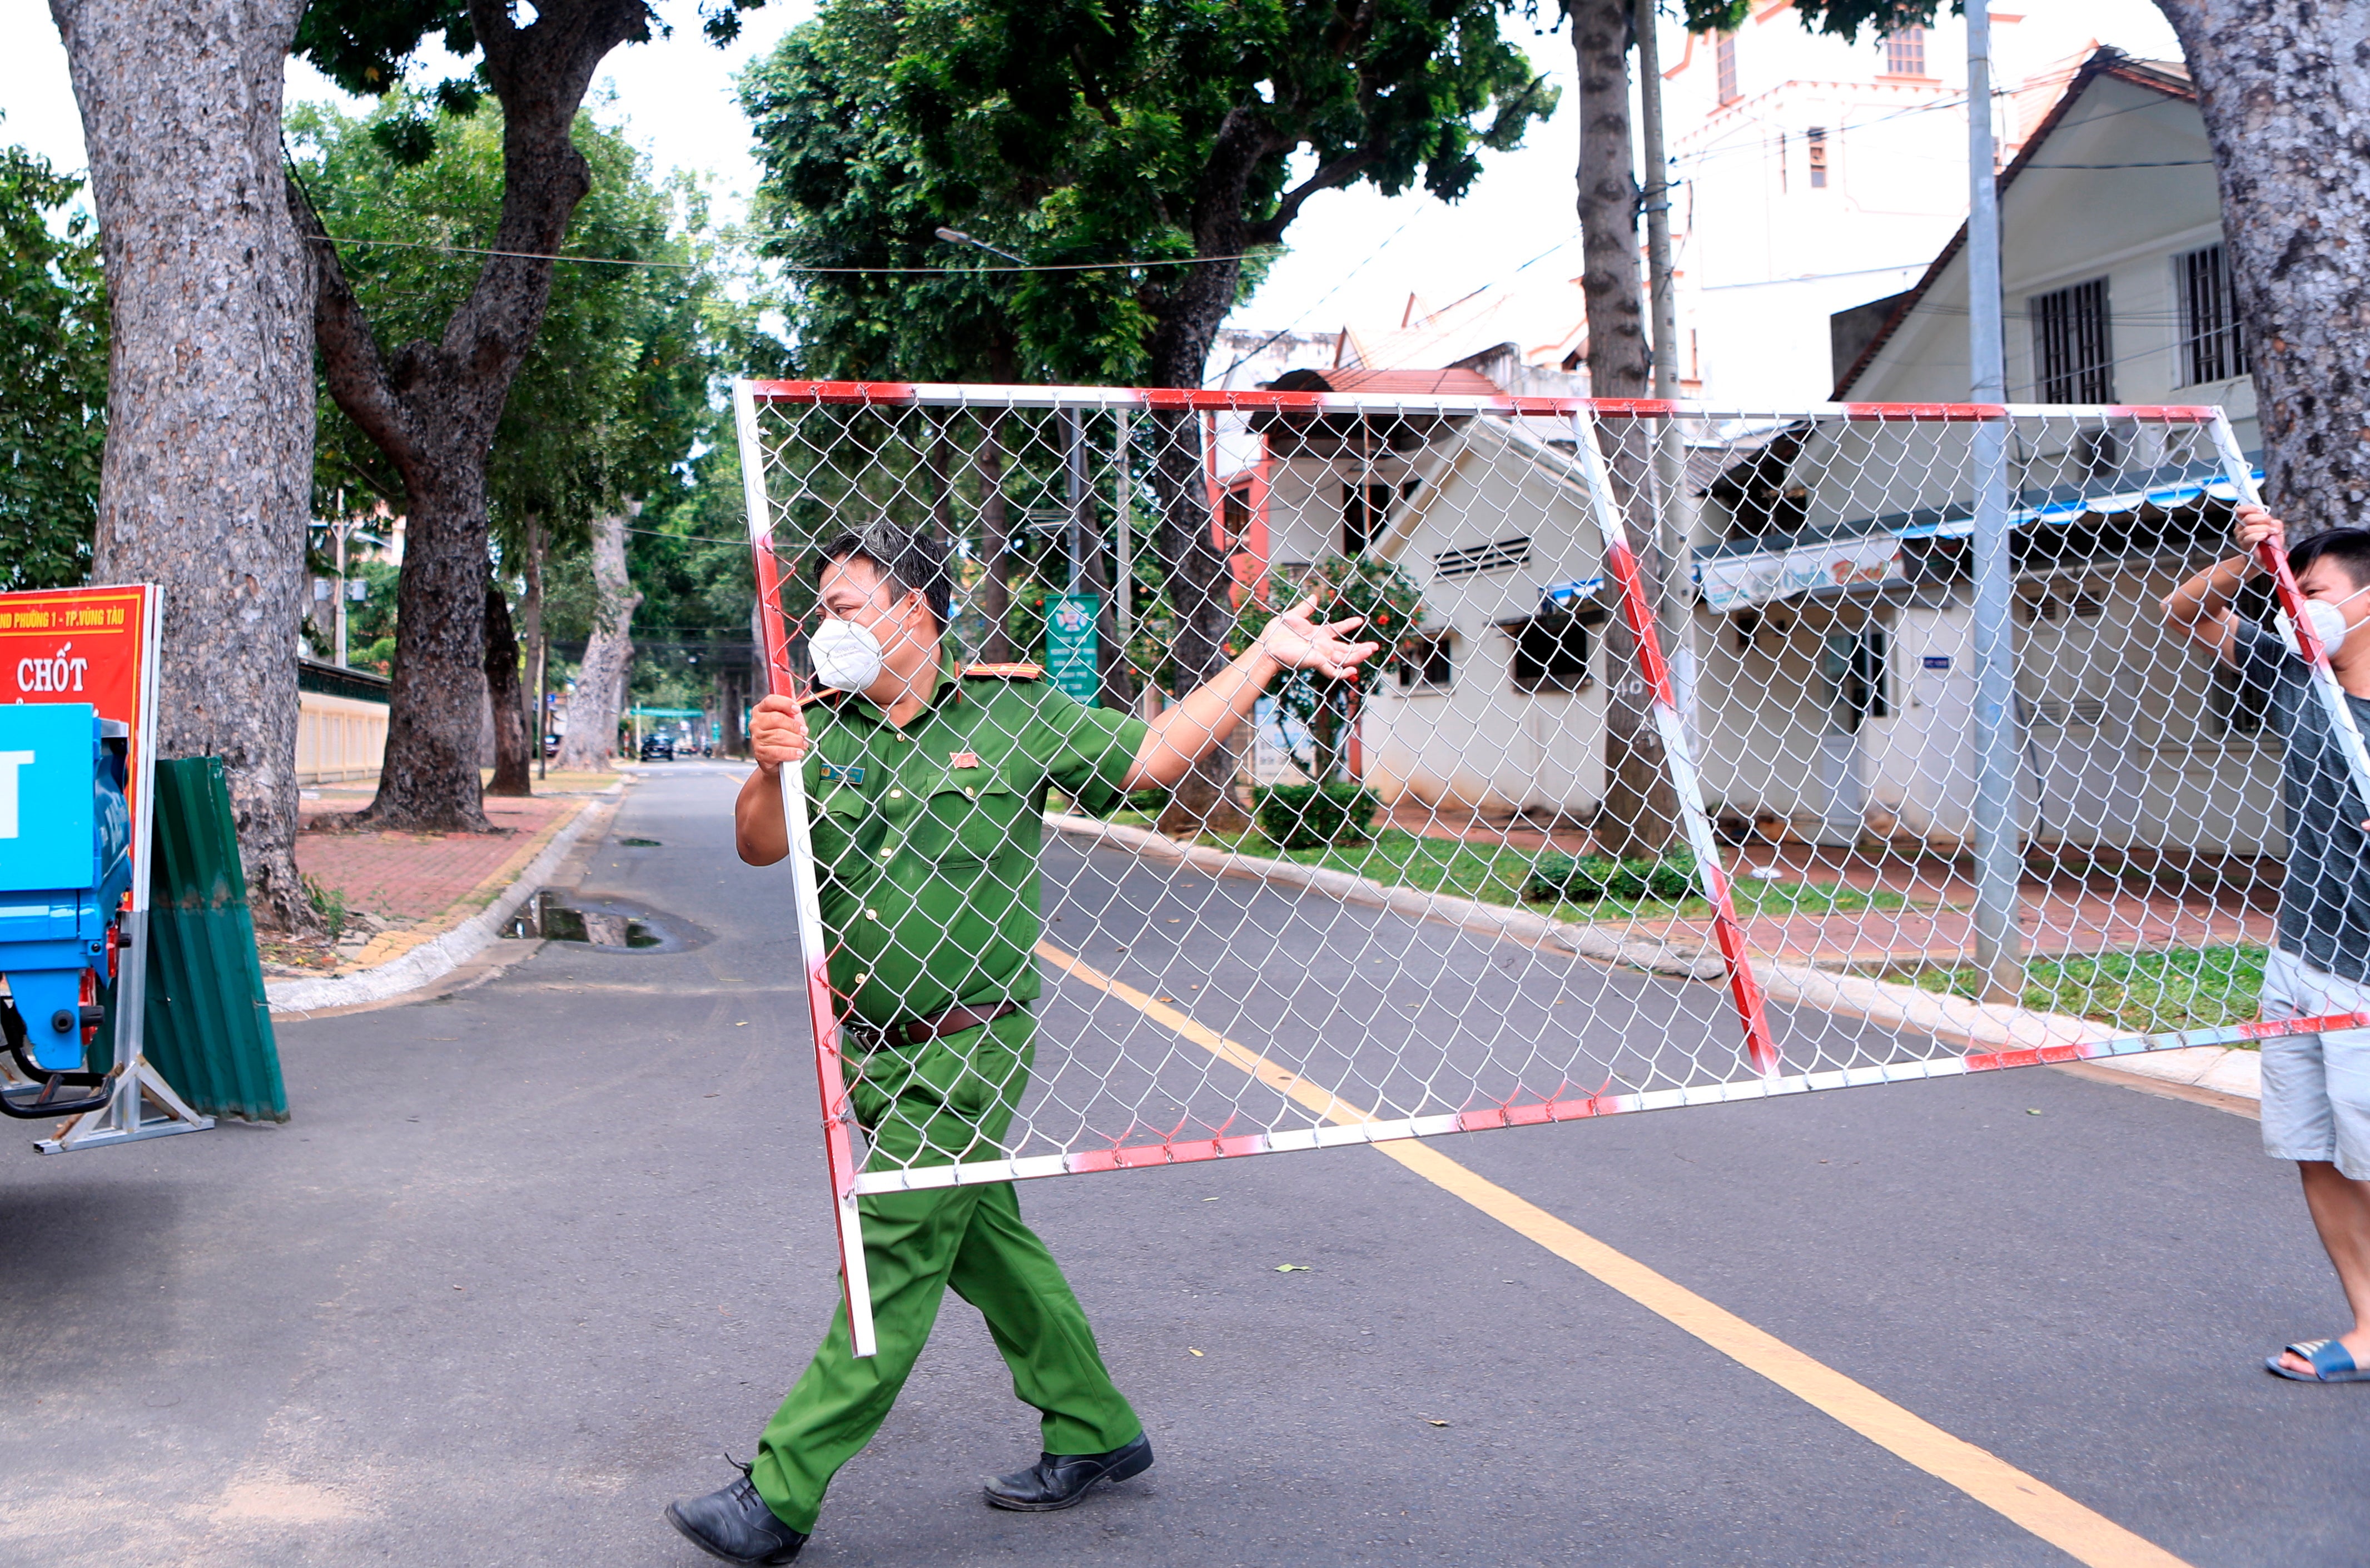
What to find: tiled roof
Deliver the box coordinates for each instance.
[1261,366,1504,397]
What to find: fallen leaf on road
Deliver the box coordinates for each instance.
[1189,1348,1204,1357]
[1275,1263,1311,1273]
[2026,1108,2043,1116]
[1425,1420,1449,1427]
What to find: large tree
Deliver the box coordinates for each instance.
[290,0,657,831]
[740,12,1037,663]
[49,0,320,932]
[751,0,1555,829]
[1558,0,1944,854]
[0,138,106,592]
[292,91,727,787]
[2141,1,2369,537]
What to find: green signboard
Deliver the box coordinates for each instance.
[1047,592,1100,706]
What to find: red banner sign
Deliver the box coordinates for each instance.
[0,584,163,882]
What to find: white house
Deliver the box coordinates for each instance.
[1222,48,2279,874]
[1239,386,1614,812]
[1660,0,2181,407]
[1685,49,2279,858]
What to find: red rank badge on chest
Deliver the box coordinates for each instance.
[950,751,981,770]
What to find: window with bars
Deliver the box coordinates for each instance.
[1806,127,1829,188]
[2031,277,2115,404]
[2176,243,2249,386]
[1882,25,1926,76]
[1505,614,1596,694]
[1716,33,1739,103]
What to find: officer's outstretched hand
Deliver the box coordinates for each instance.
[749,693,812,774]
[1257,596,1383,681]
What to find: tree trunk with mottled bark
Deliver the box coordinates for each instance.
[484,579,531,795]
[972,340,1022,664]
[2150,1,2370,535]
[1144,406,1249,834]
[555,509,639,771]
[1571,0,1678,859]
[51,0,320,933]
[292,0,652,832]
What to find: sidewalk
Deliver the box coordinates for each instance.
[259,770,626,1013]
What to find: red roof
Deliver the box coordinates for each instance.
[1263,366,1503,397]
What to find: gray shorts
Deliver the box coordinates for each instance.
[2257,948,2370,1179]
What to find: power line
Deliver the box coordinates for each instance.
[311,232,1282,276]
[625,523,751,546]
[1211,197,1437,384]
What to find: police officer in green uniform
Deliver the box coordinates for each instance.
[667,525,1379,1565]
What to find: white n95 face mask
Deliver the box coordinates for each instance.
[2279,586,2370,660]
[809,617,886,692]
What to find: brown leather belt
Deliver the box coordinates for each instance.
[846,998,1021,1050]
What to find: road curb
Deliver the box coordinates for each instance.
[266,784,627,1017]
[1045,812,2261,1109]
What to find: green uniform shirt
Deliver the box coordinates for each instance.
[802,646,1149,1029]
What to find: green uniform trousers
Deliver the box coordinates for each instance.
[751,1007,1141,1534]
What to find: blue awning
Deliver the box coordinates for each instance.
[1896,465,2260,540]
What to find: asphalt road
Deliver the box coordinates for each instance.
[0,765,2361,1566]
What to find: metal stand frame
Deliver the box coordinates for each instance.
[32,1069,213,1154]
[736,382,879,1358]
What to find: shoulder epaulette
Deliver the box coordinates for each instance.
[962,663,1044,680]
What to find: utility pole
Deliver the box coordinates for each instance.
[1965,4,2025,1003]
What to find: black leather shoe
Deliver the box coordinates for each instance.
[666,1463,807,1565]
[982,1432,1154,1511]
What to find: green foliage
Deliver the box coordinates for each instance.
[302,874,350,943]
[740,6,1037,383]
[289,94,740,539]
[1526,850,1698,903]
[622,432,761,710]
[747,0,1558,386]
[1757,0,1952,42]
[1916,943,2267,1036]
[0,138,106,590]
[1254,783,1383,851]
[1233,555,1424,781]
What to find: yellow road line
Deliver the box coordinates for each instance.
[1038,940,2188,1568]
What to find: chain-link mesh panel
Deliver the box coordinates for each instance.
[735,383,2369,1210]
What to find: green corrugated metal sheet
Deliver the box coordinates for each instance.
[141,758,287,1122]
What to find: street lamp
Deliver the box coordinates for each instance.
[934,226,1027,266]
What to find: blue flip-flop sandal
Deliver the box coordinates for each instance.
[2266,1338,2370,1382]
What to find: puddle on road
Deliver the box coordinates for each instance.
[506,889,703,952]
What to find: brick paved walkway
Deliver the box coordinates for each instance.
[296,793,579,920]
[264,776,620,977]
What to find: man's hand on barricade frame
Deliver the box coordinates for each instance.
[1123,596,1381,792]
[749,694,814,775]
[2164,502,2289,668]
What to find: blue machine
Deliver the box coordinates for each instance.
[0,703,130,1117]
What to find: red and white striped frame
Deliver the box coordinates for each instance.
[730,382,2307,1356]
[1567,410,1783,1078]
[742,379,2224,426]
[735,381,878,1357]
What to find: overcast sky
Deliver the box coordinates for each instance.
[1,1,2178,367]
